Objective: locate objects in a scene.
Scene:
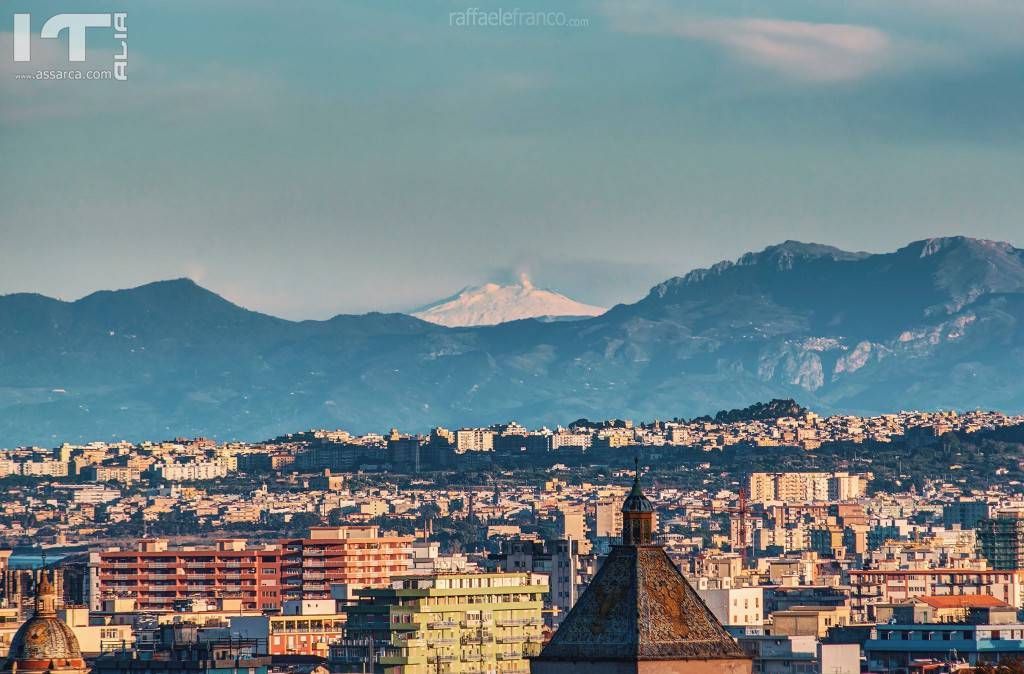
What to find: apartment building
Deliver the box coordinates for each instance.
[749,472,866,504]
[454,429,494,453]
[278,526,414,601]
[230,599,346,656]
[849,568,1024,620]
[89,538,282,612]
[864,600,1024,671]
[978,510,1024,570]
[149,460,228,482]
[334,572,547,674]
[79,466,141,484]
[696,586,764,627]
[20,460,70,477]
[550,431,591,451]
[594,497,623,539]
[490,539,581,626]
[554,506,591,555]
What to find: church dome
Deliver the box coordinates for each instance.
[6,615,84,664]
[2,572,86,674]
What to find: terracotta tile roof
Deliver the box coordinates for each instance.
[917,595,1010,609]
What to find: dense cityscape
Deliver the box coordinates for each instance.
[2,404,1024,674]
[8,1,1022,674]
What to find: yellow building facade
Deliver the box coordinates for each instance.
[341,572,547,674]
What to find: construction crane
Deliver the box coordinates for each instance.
[682,488,752,566]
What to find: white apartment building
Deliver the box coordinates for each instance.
[151,460,229,481]
[697,586,765,627]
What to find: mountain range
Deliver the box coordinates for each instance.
[2,236,1023,447]
[411,274,606,327]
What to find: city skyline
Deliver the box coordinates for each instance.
[8,2,1024,673]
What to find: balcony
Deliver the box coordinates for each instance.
[390,622,419,632]
[497,635,527,644]
[427,638,455,647]
[461,632,493,645]
[394,638,425,648]
[427,620,457,629]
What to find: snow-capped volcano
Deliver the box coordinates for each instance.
[411,275,607,327]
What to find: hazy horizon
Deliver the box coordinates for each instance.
[6,235,1022,321]
[4,0,1024,319]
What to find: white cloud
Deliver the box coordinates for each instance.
[689,18,889,83]
[603,3,893,83]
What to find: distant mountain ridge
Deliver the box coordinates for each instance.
[2,236,1023,447]
[411,275,606,326]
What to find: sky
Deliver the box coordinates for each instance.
[2,0,1024,319]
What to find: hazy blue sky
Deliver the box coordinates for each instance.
[3,0,1023,318]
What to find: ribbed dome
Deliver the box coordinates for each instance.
[2,572,85,674]
[6,616,83,662]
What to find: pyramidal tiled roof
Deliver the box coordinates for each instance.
[536,545,747,661]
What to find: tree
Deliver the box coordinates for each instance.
[286,512,324,536]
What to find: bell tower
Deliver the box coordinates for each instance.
[621,458,654,545]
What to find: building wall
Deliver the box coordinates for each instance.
[850,569,1024,620]
[697,587,764,627]
[279,526,413,601]
[90,541,281,612]
[341,572,547,674]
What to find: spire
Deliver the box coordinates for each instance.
[621,458,654,545]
